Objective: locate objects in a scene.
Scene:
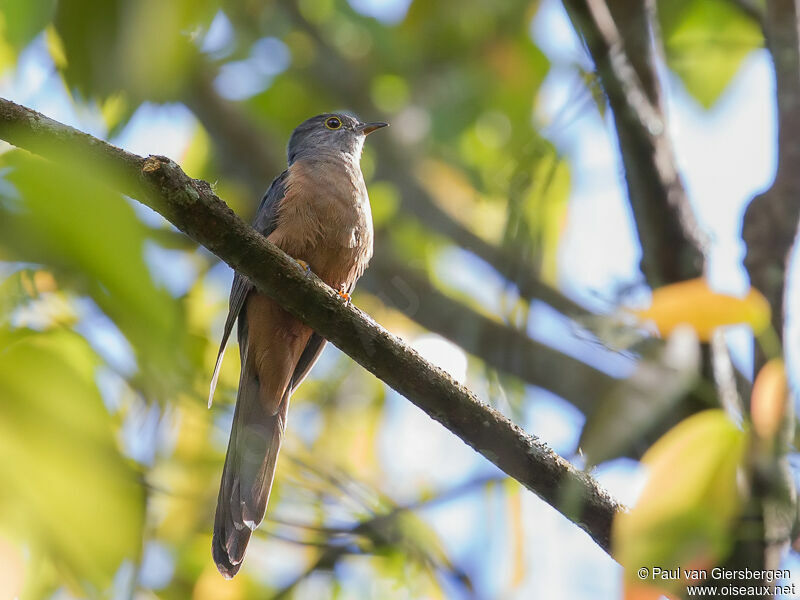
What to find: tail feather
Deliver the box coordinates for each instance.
[212,364,288,578]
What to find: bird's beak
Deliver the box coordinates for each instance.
[359,121,389,135]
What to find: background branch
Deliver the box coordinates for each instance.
[564,0,707,286]
[737,0,800,586]
[363,252,616,413]
[743,0,800,356]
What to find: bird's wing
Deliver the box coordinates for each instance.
[208,170,288,407]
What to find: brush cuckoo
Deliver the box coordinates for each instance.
[208,113,388,578]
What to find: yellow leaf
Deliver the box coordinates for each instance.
[614,410,745,589]
[100,92,128,132]
[624,580,678,600]
[0,15,16,75]
[0,537,24,600]
[633,278,770,341]
[181,124,211,179]
[0,329,145,589]
[751,359,788,440]
[44,24,67,69]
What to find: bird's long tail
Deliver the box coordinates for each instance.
[212,361,288,578]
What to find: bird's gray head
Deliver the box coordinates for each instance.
[287,113,388,164]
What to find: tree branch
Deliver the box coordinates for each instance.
[564,0,708,286]
[742,0,800,356]
[363,252,616,414]
[0,97,624,554]
[737,1,800,585]
[563,2,749,465]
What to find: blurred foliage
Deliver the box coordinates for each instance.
[632,277,771,341]
[0,149,198,400]
[752,358,791,444]
[0,327,144,595]
[657,0,763,109]
[615,410,746,597]
[0,0,787,598]
[580,325,701,466]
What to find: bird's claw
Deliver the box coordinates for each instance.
[337,284,351,305]
[295,259,312,277]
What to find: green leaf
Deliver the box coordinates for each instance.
[52,0,120,98]
[367,181,400,228]
[0,0,56,75]
[521,152,569,284]
[0,328,145,591]
[613,410,746,588]
[658,0,763,109]
[0,150,191,399]
[53,0,218,104]
[0,0,56,62]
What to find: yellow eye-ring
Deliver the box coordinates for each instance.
[325,116,342,130]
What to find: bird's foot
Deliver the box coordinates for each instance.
[337,284,351,305]
[294,259,312,277]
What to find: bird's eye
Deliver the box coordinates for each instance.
[325,117,342,130]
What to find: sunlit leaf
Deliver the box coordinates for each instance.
[44,24,66,69]
[633,278,770,340]
[100,91,130,136]
[181,123,213,179]
[658,0,762,108]
[752,358,789,441]
[613,410,746,591]
[0,17,14,75]
[0,328,145,591]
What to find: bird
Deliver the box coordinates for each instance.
[208,113,388,578]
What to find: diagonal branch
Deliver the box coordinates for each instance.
[363,252,616,414]
[0,97,624,554]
